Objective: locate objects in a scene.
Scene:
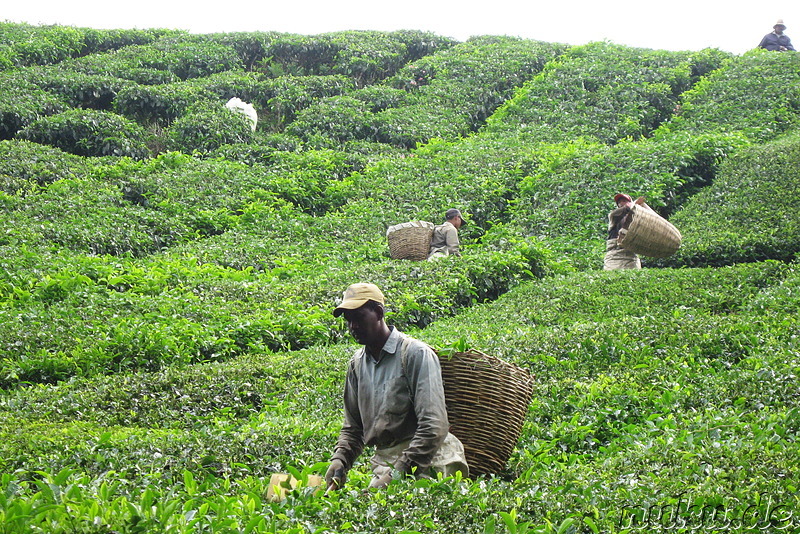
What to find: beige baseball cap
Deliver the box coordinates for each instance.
[333,283,385,317]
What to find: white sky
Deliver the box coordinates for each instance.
[3,0,799,55]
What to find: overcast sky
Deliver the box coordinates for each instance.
[3,0,799,55]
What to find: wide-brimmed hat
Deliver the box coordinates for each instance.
[333,283,385,317]
[614,193,633,204]
[775,19,787,29]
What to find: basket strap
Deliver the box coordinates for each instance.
[398,334,412,401]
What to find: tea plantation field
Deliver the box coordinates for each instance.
[0,22,799,533]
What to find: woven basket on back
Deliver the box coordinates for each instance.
[618,204,682,258]
[436,349,534,477]
[386,221,434,261]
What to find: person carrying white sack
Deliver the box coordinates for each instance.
[325,283,469,490]
[225,97,258,131]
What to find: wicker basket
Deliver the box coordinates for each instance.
[618,204,682,258]
[386,221,434,261]
[436,349,534,477]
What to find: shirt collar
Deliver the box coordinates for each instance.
[363,326,401,363]
[381,326,402,355]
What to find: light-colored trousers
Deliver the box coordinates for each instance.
[604,238,641,270]
[369,432,469,487]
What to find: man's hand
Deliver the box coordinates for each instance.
[368,470,392,489]
[325,459,346,491]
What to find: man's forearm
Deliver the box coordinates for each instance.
[331,432,364,469]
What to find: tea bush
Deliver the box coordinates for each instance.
[373,104,471,148]
[79,27,182,54]
[204,31,284,70]
[209,135,303,165]
[351,84,410,112]
[114,83,216,124]
[150,38,244,80]
[65,40,243,81]
[0,23,179,68]
[387,36,569,128]
[656,49,800,142]
[1,176,195,257]
[165,102,255,153]
[0,140,95,191]
[0,76,67,140]
[16,108,150,159]
[184,70,266,103]
[662,132,800,267]
[286,95,375,144]
[258,75,355,130]
[14,66,137,110]
[0,23,84,66]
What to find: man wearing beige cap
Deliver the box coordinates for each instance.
[758,19,795,51]
[324,283,468,490]
[428,208,466,259]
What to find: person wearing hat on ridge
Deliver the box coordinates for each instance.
[758,19,795,51]
[603,193,641,270]
[428,208,466,260]
[324,283,469,491]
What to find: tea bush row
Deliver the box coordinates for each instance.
[287,37,568,148]
[64,39,244,82]
[0,22,181,68]
[0,76,68,140]
[656,49,800,142]
[0,140,96,192]
[0,149,360,260]
[13,66,137,110]
[5,262,788,427]
[485,42,732,144]
[16,108,151,159]
[0,234,550,387]
[664,132,800,266]
[262,30,456,85]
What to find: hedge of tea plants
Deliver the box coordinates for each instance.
[485,42,733,144]
[1,261,797,533]
[0,22,180,69]
[662,131,800,267]
[288,36,568,148]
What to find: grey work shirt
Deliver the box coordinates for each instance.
[428,221,460,257]
[331,327,449,474]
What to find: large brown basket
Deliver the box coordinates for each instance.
[618,204,682,258]
[386,221,434,261]
[436,349,534,477]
